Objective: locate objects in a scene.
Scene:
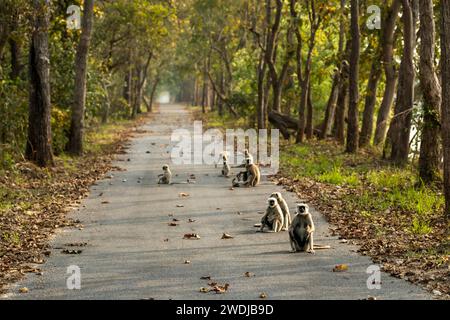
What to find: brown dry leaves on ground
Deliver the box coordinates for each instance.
[272,174,449,298]
[0,115,150,294]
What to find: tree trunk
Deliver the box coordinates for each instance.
[25,0,53,167]
[374,0,402,145]
[257,52,267,129]
[333,65,349,144]
[359,59,382,147]
[67,0,94,155]
[440,0,450,218]
[387,0,415,164]
[321,70,340,140]
[345,0,360,153]
[306,82,313,139]
[418,0,441,183]
[320,0,346,140]
[9,37,23,79]
[149,77,160,113]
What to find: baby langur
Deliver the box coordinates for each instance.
[270,192,291,231]
[289,203,315,253]
[158,165,172,184]
[221,155,230,177]
[260,197,284,233]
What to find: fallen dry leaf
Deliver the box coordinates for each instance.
[221,233,234,239]
[179,192,189,197]
[200,276,211,280]
[199,287,210,293]
[183,233,201,240]
[101,201,110,204]
[61,249,83,255]
[188,218,196,223]
[244,272,254,277]
[184,260,191,264]
[259,292,267,299]
[211,283,229,294]
[176,204,184,208]
[168,222,178,227]
[19,287,29,294]
[333,264,349,272]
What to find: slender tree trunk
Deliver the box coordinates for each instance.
[359,59,382,147]
[149,77,160,113]
[25,0,53,167]
[333,69,349,144]
[387,0,415,164]
[418,0,441,183]
[374,0,401,145]
[440,0,450,219]
[218,71,224,116]
[257,53,267,129]
[346,0,360,153]
[320,0,346,140]
[67,0,94,154]
[306,82,313,139]
[321,71,340,139]
[201,60,208,113]
[9,38,22,79]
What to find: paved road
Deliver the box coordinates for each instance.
[3,104,430,300]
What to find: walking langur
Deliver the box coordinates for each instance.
[289,203,315,253]
[158,165,172,184]
[259,197,284,233]
[270,192,291,230]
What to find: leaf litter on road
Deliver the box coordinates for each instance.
[183,233,201,240]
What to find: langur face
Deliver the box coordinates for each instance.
[298,205,306,213]
[269,199,276,207]
[162,165,168,171]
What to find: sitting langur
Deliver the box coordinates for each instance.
[235,149,255,168]
[158,165,172,184]
[260,197,284,233]
[232,158,260,187]
[222,156,230,177]
[270,192,291,231]
[289,203,315,253]
[244,149,254,165]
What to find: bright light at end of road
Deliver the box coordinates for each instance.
[158,92,170,104]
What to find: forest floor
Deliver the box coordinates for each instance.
[1,104,432,300]
[0,111,153,294]
[196,109,450,299]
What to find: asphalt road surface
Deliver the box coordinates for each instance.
[3,104,430,300]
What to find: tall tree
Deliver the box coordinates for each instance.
[67,0,95,155]
[359,58,382,147]
[441,0,450,218]
[418,0,441,183]
[386,0,415,164]
[25,0,53,167]
[295,0,322,143]
[345,0,360,153]
[374,0,401,145]
[320,0,346,140]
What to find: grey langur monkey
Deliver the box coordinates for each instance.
[158,165,172,184]
[270,192,291,231]
[222,158,230,177]
[259,197,284,233]
[289,203,315,253]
